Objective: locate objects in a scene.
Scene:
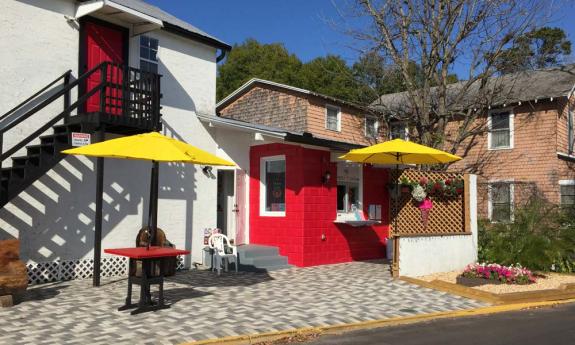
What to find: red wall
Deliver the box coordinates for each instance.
[250,143,390,267]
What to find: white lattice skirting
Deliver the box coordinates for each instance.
[27,256,185,285]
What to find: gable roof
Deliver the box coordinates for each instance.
[373,64,575,113]
[216,78,376,114]
[197,113,363,151]
[81,0,231,50]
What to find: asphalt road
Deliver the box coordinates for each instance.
[305,303,575,345]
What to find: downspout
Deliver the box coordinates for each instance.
[216,48,228,63]
[568,84,575,154]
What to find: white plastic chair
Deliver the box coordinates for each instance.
[208,233,238,275]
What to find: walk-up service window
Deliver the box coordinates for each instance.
[336,161,362,216]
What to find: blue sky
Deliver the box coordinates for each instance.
[148,1,575,73]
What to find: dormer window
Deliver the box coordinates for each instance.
[325,105,341,132]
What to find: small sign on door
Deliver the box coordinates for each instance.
[71,132,91,147]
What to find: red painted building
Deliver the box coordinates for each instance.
[248,143,390,267]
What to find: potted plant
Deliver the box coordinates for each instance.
[399,176,412,193]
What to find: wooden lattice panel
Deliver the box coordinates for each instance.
[390,169,466,236]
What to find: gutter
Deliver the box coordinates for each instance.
[162,22,232,51]
[197,114,287,139]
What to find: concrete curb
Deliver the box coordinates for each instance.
[400,276,575,305]
[179,299,575,345]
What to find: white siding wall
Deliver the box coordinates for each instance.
[0,0,220,267]
[1,0,79,158]
[398,174,478,277]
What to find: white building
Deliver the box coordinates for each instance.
[0,0,233,281]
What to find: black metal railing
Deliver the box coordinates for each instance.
[0,62,162,163]
[93,62,162,127]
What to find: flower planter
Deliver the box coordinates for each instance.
[456,275,504,287]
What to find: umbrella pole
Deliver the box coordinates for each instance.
[392,164,400,277]
[147,161,159,249]
[93,128,105,287]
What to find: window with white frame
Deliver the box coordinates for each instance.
[489,182,514,222]
[140,35,158,73]
[559,180,575,209]
[326,105,341,131]
[260,156,286,216]
[488,110,513,149]
[365,117,379,138]
[389,121,408,140]
[336,162,362,214]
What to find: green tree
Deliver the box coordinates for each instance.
[299,55,359,102]
[216,39,303,101]
[351,52,459,104]
[351,52,406,104]
[495,27,572,74]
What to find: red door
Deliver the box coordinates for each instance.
[84,21,125,114]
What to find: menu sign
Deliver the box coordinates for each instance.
[265,159,286,212]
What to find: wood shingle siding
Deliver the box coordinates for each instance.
[218,83,385,145]
[219,86,308,132]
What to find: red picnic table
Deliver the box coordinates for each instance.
[105,247,190,315]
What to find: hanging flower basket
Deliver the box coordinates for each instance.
[418,198,433,229]
[399,176,464,199]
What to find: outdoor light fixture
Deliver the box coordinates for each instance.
[322,171,331,185]
[202,166,213,175]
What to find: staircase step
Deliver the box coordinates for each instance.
[52,123,81,134]
[1,166,25,180]
[240,255,289,267]
[40,133,68,145]
[27,144,56,155]
[237,245,280,259]
[236,245,292,272]
[12,154,41,167]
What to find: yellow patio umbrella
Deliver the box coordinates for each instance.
[62,132,235,165]
[62,132,234,286]
[339,139,461,272]
[339,139,461,165]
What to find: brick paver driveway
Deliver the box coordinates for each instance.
[0,261,486,345]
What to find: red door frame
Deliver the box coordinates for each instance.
[78,17,129,113]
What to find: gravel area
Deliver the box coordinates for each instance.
[418,271,575,294]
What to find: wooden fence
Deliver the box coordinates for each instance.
[390,169,470,236]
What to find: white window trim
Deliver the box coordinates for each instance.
[389,121,409,140]
[559,180,575,206]
[140,35,159,70]
[260,155,286,217]
[487,179,514,223]
[325,104,341,132]
[336,164,363,216]
[487,109,514,150]
[365,116,379,138]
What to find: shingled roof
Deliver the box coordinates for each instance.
[372,64,575,113]
[85,0,231,50]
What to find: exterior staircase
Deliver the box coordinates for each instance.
[0,62,161,208]
[0,123,85,207]
[237,245,292,272]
